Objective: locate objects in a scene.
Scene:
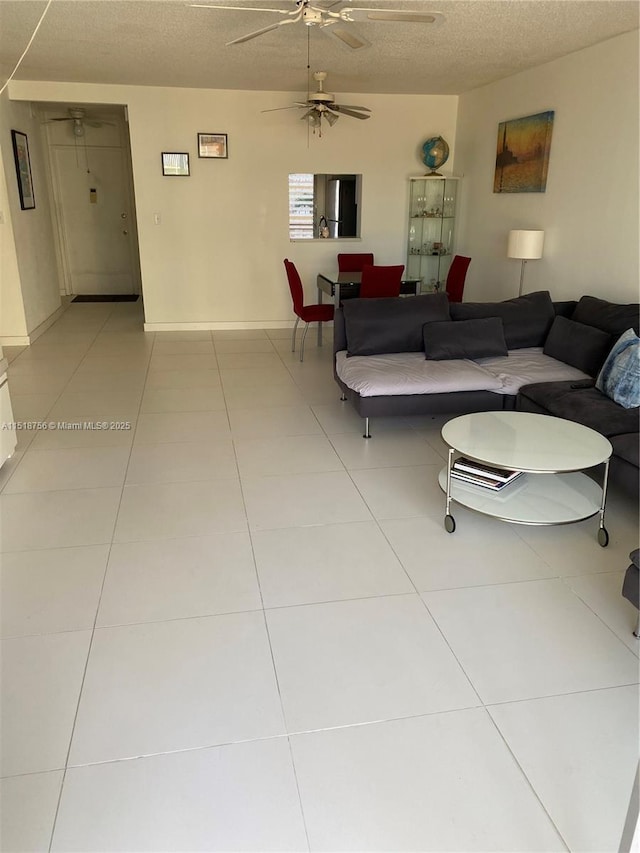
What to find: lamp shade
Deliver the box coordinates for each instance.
[507,230,544,260]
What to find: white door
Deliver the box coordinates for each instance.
[51,144,140,295]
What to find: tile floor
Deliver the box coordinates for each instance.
[1,301,639,852]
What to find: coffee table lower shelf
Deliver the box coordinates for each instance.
[437,468,608,542]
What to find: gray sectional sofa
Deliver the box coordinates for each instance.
[516,296,639,498]
[333,291,639,497]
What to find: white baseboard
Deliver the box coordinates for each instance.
[27,302,70,343]
[0,301,69,347]
[0,335,31,346]
[143,320,333,332]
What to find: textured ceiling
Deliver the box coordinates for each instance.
[1,0,638,96]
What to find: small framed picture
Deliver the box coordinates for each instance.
[162,152,190,176]
[11,130,35,210]
[197,133,228,159]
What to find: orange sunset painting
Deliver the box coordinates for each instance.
[494,110,554,193]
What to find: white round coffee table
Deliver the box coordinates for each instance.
[439,411,612,545]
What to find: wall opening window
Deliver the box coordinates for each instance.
[288,173,315,239]
[288,173,361,239]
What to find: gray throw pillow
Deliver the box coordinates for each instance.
[543,316,612,376]
[423,318,508,361]
[571,295,640,336]
[450,290,555,349]
[343,293,450,356]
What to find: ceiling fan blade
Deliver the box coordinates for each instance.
[189,4,292,14]
[85,120,115,127]
[331,104,370,111]
[324,25,370,50]
[45,117,74,122]
[261,105,303,113]
[226,16,295,45]
[339,8,444,25]
[332,106,371,119]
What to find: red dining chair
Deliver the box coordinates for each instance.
[284,259,334,362]
[359,264,404,298]
[337,253,374,272]
[445,255,471,303]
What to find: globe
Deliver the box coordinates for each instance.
[422,136,450,175]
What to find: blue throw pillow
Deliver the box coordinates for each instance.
[595,328,640,409]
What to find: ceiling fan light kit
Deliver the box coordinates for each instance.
[263,70,371,136]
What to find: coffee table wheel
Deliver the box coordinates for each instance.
[597,527,609,548]
[444,514,456,534]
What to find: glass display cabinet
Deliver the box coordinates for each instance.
[406,176,460,293]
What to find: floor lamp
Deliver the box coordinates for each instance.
[508,230,545,296]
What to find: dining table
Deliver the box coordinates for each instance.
[315,270,422,346]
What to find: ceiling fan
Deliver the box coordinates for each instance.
[42,107,113,137]
[189,0,444,51]
[263,70,370,134]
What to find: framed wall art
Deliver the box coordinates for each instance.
[162,152,190,176]
[11,130,35,210]
[493,110,554,193]
[197,133,228,159]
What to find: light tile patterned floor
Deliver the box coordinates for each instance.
[1,301,638,852]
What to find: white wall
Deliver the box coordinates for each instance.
[10,80,458,328]
[0,144,28,339]
[454,30,639,303]
[0,92,61,338]
[12,28,637,326]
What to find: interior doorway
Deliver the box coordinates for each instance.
[41,103,141,297]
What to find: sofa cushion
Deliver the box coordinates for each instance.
[450,290,555,349]
[517,381,640,437]
[479,348,589,396]
[343,293,450,356]
[595,329,640,409]
[423,318,508,361]
[543,316,612,376]
[335,351,503,397]
[571,295,640,336]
